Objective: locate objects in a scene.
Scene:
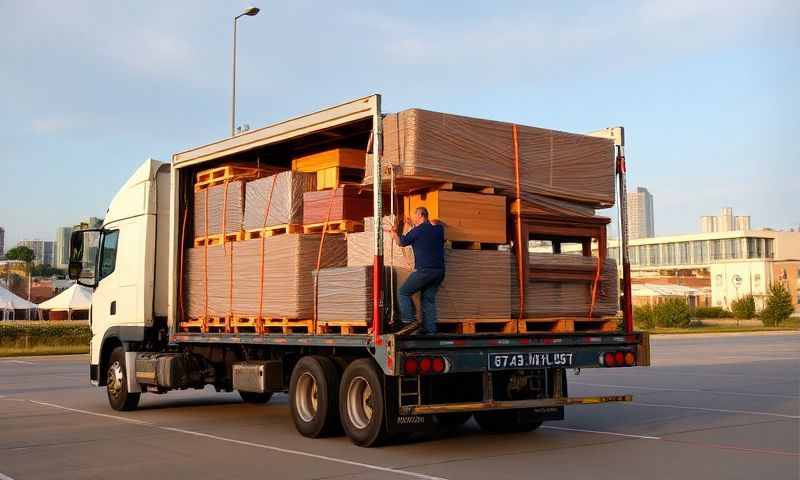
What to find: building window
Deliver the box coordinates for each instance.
[754,274,761,289]
[715,274,723,287]
[765,239,774,259]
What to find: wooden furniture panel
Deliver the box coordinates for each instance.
[293,148,365,172]
[404,190,506,244]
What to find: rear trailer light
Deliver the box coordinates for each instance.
[432,357,445,373]
[624,352,636,366]
[403,357,418,375]
[603,352,616,367]
[614,352,625,365]
[419,357,432,374]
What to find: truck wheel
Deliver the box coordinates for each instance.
[106,347,140,411]
[239,391,273,404]
[435,412,472,428]
[289,356,340,438]
[339,359,389,447]
[474,409,542,433]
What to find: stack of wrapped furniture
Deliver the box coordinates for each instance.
[315,266,400,322]
[514,254,618,317]
[243,171,316,230]
[193,181,245,239]
[303,185,374,226]
[371,109,615,216]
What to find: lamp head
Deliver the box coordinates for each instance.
[243,6,260,16]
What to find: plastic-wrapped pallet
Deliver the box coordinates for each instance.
[512,254,618,317]
[193,181,244,237]
[183,244,230,318]
[437,250,512,319]
[228,234,347,319]
[315,266,404,322]
[370,109,615,210]
[243,171,316,229]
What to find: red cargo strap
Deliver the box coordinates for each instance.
[512,124,525,330]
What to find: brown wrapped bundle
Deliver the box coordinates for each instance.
[437,250,512,319]
[228,235,347,318]
[347,217,414,269]
[372,109,615,208]
[243,171,316,229]
[513,254,618,317]
[193,181,244,237]
[303,185,373,225]
[315,266,405,322]
[183,245,230,318]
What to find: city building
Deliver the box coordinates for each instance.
[73,217,102,230]
[16,239,56,266]
[551,229,800,312]
[0,226,5,258]
[627,187,654,240]
[700,207,751,233]
[55,226,73,269]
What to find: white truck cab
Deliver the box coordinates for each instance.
[70,159,170,387]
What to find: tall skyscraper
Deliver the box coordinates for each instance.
[627,187,655,240]
[0,226,5,257]
[719,207,734,232]
[55,227,73,269]
[735,216,751,231]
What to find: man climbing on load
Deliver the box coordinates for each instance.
[389,206,445,335]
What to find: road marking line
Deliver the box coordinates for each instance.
[630,401,800,419]
[1,360,35,365]
[26,400,448,480]
[542,425,661,440]
[0,472,16,480]
[572,381,799,399]
[661,438,800,457]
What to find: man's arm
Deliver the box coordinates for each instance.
[390,217,415,247]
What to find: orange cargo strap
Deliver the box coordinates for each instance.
[256,177,278,334]
[512,124,525,330]
[222,180,233,333]
[589,229,606,320]
[313,187,338,331]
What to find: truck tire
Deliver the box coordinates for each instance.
[339,359,389,447]
[239,391,273,404]
[289,356,340,438]
[474,409,543,433]
[435,412,472,428]
[106,347,140,411]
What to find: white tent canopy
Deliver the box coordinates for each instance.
[38,284,92,312]
[0,285,39,320]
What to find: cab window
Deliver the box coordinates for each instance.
[99,230,119,280]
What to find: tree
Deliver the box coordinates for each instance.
[731,295,756,320]
[760,283,794,327]
[5,246,34,263]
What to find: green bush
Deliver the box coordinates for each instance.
[634,305,655,329]
[0,321,91,349]
[730,295,756,319]
[690,306,733,318]
[760,283,794,326]
[653,299,692,328]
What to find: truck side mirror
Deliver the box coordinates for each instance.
[69,229,102,288]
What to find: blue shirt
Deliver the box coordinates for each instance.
[399,221,445,270]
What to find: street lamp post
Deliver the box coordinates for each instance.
[232,6,260,137]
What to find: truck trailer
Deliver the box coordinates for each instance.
[68,94,650,447]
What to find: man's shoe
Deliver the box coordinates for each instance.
[395,321,419,335]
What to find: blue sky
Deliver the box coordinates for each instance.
[1,0,798,246]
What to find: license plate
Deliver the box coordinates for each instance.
[488,352,575,370]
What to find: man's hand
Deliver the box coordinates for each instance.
[404,216,413,227]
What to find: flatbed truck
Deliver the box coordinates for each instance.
[69,94,650,447]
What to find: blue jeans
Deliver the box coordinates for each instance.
[398,268,445,333]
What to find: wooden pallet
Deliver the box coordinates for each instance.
[445,240,504,251]
[178,318,205,333]
[194,232,243,246]
[574,317,619,332]
[179,316,228,333]
[243,224,302,240]
[195,165,262,189]
[315,321,370,335]
[436,318,517,334]
[261,318,314,334]
[517,318,574,334]
[303,220,363,234]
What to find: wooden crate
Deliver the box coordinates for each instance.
[316,166,364,190]
[292,148,365,172]
[404,190,506,244]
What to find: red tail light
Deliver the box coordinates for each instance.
[624,352,635,366]
[403,357,418,375]
[419,357,432,374]
[432,357,445,373]
[603,352,616,367]
[614,352,625,365]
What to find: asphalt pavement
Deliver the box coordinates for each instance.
[0,332,798,480]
